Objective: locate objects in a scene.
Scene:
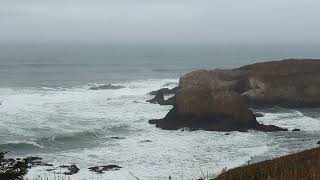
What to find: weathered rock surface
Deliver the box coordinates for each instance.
[150,59,320,131]
[149,106,286,132]
[180,59,320,107]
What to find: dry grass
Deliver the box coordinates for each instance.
[215,147,320,180]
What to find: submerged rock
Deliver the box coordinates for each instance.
[140,140,152,143]
[60,165,80,175]
[317,141,320,145]
[110,136,125,139]
[89,84,124,90]
[89,165,121,174]
[292,128,301,132]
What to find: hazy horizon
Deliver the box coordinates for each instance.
[1,0,320,44]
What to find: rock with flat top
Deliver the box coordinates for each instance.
[180,59,320,107]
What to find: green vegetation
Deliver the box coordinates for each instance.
[0,152,29,180]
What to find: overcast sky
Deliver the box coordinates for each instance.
[1,0,320,44]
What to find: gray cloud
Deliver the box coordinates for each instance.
[1,0,320,44]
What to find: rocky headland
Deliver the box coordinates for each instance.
[149,59,320,131]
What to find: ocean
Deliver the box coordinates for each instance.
[0,43,320,179]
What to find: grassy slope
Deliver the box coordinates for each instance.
[215,147,320,180]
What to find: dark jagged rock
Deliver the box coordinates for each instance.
[149,88,170,95]
[60,165,80,175]
[167,86,180,95]
[149,107,287,132]
[89,165,121,174]
[292,128,301,132]
[317,141,320,145]
[149,86,180,96]
[147,86,180,105]
[225,133,231,135]
[147,91,164,103]
[254,113,264,118]
[162,96,175,106]
[89,84,124,90]
[146,91,175,106]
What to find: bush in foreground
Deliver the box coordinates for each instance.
[0,152,29,180]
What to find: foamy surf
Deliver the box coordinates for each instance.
[0,79,319,180]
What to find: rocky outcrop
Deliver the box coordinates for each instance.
[149,87,179,96]
[180,59,320,107]
[147,95,175,106]
[147,87,177,105]
[149,92,286,132]
[150,59,320,131]
[149,88,170,95]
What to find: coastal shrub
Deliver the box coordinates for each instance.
[0,152,29,180]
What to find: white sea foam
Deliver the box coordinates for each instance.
[1,79,320,180]
[258,109,320,131]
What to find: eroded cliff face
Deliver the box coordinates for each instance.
[180,59,320,107]
[175,89,255,125]
[150,59,320,131]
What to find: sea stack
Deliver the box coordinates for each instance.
[150,59,320,131]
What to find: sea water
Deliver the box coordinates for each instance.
[0,43,320,179]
